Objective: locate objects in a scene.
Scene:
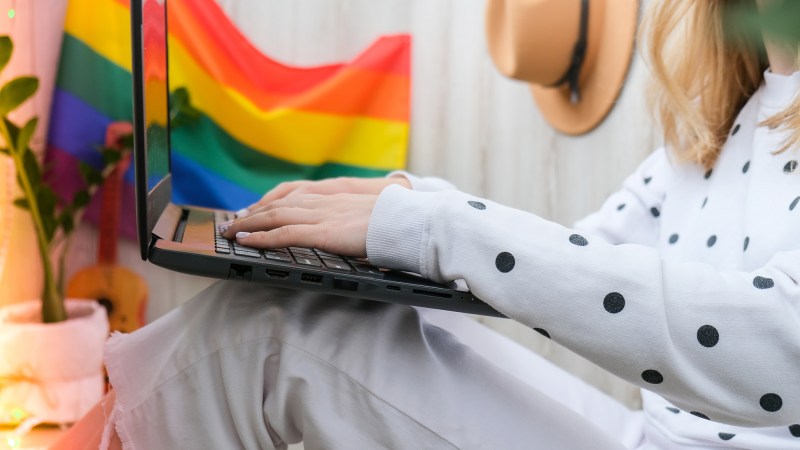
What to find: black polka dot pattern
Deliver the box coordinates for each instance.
[791,196,800,211]
[760,393,783,412]
[704,169,713,180]
[468,201,486,210]
[785,160,798,173]
[617,203,626,211]
[644,176,652,185]
[666,407,680,414]
[742,161,750,174]
[707,235,717,247]
[641,369,663,384]
[744,237,750,252]
[569,234,588,246]
[495,252,515,273]
[603,293,625,314]
[701,197,708,209]
[651,207,661,218]
[753,276,775,289]
[697,325,720,348]
[718,433,736,441]
[691,411,710,420]
[731,124,741,135]
[534,328,550,339]
[668,234,679,245]
[789,424,800,437]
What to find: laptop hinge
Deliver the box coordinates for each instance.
[152,203,184,241]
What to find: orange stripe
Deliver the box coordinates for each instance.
[170,0,410,91]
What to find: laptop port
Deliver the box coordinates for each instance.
[301,273,323,284]
[333,279,359,291]
[412,289,452,299]
[386,285,401,291]
[229,264,252,281]
[266,269,290,279]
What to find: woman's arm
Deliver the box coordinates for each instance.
[572,147,670,246]
[366,182,800,428]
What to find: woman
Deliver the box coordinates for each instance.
[60,0,800,448]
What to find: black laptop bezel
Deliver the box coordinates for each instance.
[131,0,174,261]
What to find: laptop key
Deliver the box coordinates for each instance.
[319,255,345,263]
[215,247,231,255]
[289,247,316,256]
[322,259,352,272]
[264,252,292,262]
[295,256,322,267]
[352,263,383,277]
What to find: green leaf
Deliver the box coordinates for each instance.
[101,148,122,165]
[0,77,39,116]
[12,197,29,210]
[22,148,40,187]
[0,36,11,75]
[38,188,58,241]
[72,190,90,210]
[2,117,19,150]
[119,133,134,149]
[38,187,56,218]
[169,87,201,129]
[59,210,74,235]
[78,162,103,186]
[17,117,37,154]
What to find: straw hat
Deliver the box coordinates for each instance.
[486,0,639,135]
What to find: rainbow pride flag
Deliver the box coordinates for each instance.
[46,0,410,238]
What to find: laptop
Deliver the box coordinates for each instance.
[130,0,501,317]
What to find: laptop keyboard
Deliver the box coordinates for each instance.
[213,211,382,276]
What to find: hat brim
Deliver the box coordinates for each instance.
[531,0,639,136]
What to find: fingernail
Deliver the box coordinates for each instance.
[235,208,250,218]
[236,232,251,240]
[218,220,233,234]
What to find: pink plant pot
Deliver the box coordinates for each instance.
[0,300,109,424]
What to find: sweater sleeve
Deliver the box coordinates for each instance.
[366,185,800,428]
[387,170,456,192]
[572,147,670,246]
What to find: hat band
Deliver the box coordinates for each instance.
[550,0,589,104]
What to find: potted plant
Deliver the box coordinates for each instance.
[0,34,119,425]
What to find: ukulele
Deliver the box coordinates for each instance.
[67,122,148,333]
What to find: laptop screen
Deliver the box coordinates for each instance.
[141,0,171,191]
[132,0,174,259]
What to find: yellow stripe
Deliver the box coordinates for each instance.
[65,0,132,71]
[64,0,408,169]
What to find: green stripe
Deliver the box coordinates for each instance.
[56,34,392,191]
[171,117,389,194]
[56,34,133,121]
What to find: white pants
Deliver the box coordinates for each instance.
[102,281,645,449]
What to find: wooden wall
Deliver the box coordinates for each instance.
[63,0,664,411]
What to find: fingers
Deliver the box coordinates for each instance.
[221,207,320,239]
[234,224,325,250]
[240,181,301,217]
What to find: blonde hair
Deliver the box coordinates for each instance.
[644,0,800,169]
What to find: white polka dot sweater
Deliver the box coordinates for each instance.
[367,70,800,448]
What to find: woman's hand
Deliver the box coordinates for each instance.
[220,193,379,257]
[236,176,409,218]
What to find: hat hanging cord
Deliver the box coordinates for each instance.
[550,0,589,104]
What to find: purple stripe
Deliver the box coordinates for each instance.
[45,146,137,240]
[48,89,110,167]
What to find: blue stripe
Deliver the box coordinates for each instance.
[171,151,261,210]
